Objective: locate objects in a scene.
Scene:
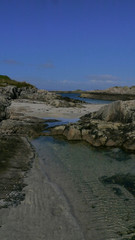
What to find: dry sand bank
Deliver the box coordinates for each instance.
[9,99,106,119]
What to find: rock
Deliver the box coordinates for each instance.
[105,139,119,147]
[19,88,82,107]
[82,100,135,123]
[50,100,135,151]
[51,125,66,135]
[100,173,135,196]
[0,85,21,99]
[0,117,45,137]
[0,135,34,207]
[0,96,10,121]
[4,85,20,99]
[80,86,135,101]
[63,126,82,140]
[95,100,135,123]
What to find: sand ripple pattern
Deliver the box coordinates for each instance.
[32,136,135,240]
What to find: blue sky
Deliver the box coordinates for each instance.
[0,0,135,90]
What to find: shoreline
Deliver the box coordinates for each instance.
[0,98,135,239]
[0,99,106,239]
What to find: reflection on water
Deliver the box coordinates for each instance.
[32,136,135,240]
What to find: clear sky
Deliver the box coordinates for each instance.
[0,0,135,90]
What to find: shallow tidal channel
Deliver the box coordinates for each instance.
[32,119,135,240]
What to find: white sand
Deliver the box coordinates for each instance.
[9,99,106,119]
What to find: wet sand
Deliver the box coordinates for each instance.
[0,154,85,240]
[0,99,106,240]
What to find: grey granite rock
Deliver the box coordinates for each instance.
[50,100,135,151]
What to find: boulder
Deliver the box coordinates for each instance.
[50,100,135,151]
[5,85,20,99]
[63,126,82,140]
[51,125,66,135]
[83,100,135,123]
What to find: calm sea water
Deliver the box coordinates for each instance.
[32,122,135,239]
[32,94,135,239]
[59,92,113,104]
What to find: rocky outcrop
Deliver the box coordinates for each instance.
[100,86,135,94]
[19,88,82,107]
[80,86,135,101]
[82,100,135,123]
[49,100,135,151]
[0,96,11,121]
[0,117,46,137]
[0,105,47,208]
[0,85,23,122]
[0,85,21,99]
[0,85,83,109]
[0,135,36,208]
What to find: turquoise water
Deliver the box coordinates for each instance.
[32,134,135,240]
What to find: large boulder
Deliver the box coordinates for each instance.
[0,86,21,99]
[5,85,21,99]
[19,88,56,102]
[82,100,135,123]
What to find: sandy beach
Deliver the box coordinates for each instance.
[9,99,106,119]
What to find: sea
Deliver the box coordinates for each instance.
[59,92,112,104]
[32,93,135,240]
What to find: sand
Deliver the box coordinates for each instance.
[0,99,106,240]
[9,99,106,119]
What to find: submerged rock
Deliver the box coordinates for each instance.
[100,174,135,197]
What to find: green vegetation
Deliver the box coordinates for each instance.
[75,89,83,92]
[0,75,35,88]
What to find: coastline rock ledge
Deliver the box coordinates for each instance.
[50,100,135,151]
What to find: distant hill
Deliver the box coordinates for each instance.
[0,75,35,88]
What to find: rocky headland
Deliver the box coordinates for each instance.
[80,86,135,101]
